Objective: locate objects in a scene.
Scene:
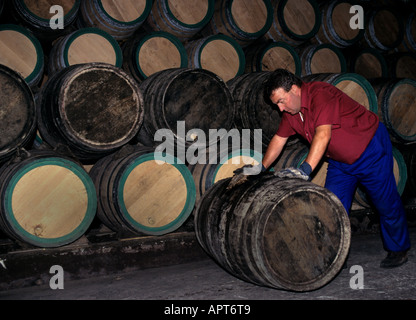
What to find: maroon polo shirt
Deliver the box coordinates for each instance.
[276,81,379,164]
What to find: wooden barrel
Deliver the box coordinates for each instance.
[227,72,282,150]
[79,0,152,41]
[145,0,214,42]
[397,144,416,198]
[122,31,188,83]
[0,65,37,163]
[265,0,321,46]
[0,24,44,87]
[244,41,301,76]
[350,48,389,79]
[89,145,196,236]
[372,78,416,144]
[386,53,416,80]
[37,63,144,161]
[0,149,97,248]
[298,44,347,76]
[194,174,351,292]
[313,0,364,48]
[206,0,273,47]
[189,148,263,203]
[363,6,404,52]
[186,34,245,82]
[48,27,123,75]
[138,68,235,152]
[11,0,80,42]
[398,11,416,52]
[303,73,378,113]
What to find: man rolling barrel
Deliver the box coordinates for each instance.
[230,69,410,268]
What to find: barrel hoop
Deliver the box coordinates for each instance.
[2,157,97,247]
[117,153,196,235]
[95,0,152,25]
[0,24,44,85]
[162,0,215,29]
[332,73,379,114]
[195,34,246,77]
[277,0,321,41]
[134,31,188,80]
[63,27,123,68]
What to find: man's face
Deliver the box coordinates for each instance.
[269,85,302,115]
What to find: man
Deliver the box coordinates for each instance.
[231,69,410,268]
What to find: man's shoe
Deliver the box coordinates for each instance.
[380,251,408,268]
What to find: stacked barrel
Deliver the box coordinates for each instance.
[0,0,414,290]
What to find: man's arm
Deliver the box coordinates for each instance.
[305,125,332,170]
[262,134,289,169]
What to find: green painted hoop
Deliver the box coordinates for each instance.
[117,152,196,235]
[2,157,97,247]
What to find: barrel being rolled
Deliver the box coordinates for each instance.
[89,145,196,236]
[194,174,351,292]
[79,0,152,41]
[0,149,97,248]
[0,64,37,163]
[0,24,44,87]
[37,63,144,161]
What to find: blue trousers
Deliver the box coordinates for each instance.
[325,123,411,252]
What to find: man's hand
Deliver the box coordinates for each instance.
[275,162,312,181]
[227,164,265,190]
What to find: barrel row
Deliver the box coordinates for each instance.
[1,0,415,88]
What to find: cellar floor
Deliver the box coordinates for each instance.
[0,204,415,302]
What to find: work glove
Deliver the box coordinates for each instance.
[275,162,312,181]
[227,164,266,190]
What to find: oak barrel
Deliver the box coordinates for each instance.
[350,48,389,79]
[206,0,273,47]
[194,174,351,292]
[145,0,214,42]
[227,72,283,150]
[48,27,123,75]
[138,68,235,151]
[386,53,416,81]
[0,149,97,248]
[11,0,80,41]
[89,145,196,236]
[37,63,144,161]
[244,41,301,76]
[0,64,37,163]
[313,0,364,48]
[186,34,245,82]
[0,24,44,87]
[363,6,404,52]
[372,78,416,143]
[79,0,152,41]
[265,0,321,46]
[298,44,347,76]
[122,31,188,83]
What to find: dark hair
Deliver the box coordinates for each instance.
[264,69,303,100]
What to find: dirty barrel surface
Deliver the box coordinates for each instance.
[194,174,351,292]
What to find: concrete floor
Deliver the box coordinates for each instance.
[0,227,415,301]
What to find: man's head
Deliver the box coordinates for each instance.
[264,69,303,115]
